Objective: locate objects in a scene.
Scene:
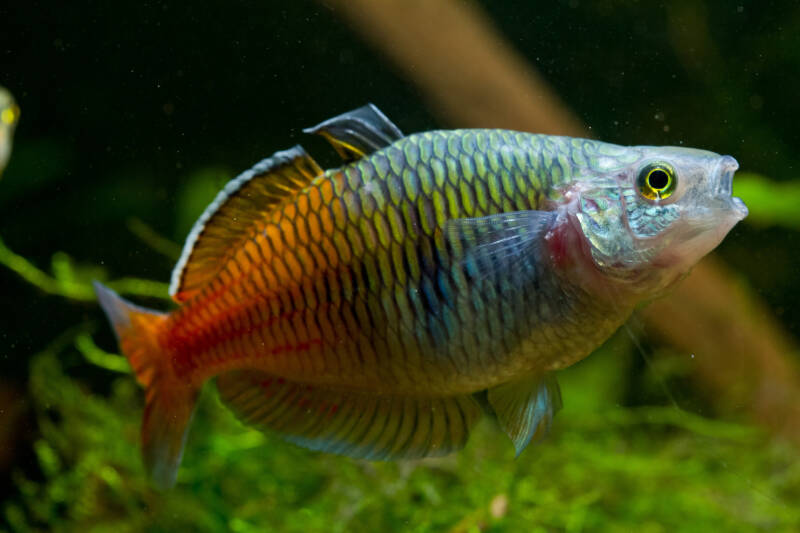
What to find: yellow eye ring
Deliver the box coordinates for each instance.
[637,163,676,201]
[0,105,18,126]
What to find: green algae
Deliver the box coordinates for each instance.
[3,325,799,532]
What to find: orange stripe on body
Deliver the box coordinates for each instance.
[161,169,393,387]
[167,303,326,382]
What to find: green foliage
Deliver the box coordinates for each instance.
[4,330,800,533]
[0,236,169,301]
[733,173,800,230]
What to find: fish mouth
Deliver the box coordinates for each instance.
[730,196,748,220]
[715,155,748,220]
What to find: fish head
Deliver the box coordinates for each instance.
[574,145,747,294]
[0,88,19,131]
[0,87,20,177]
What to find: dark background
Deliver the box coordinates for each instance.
[2,0,800,527]
[2,1,797,381]
[0,0,797,409]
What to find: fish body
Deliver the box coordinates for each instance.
[168,132,630,393]
[96,104,747,488]
[0,87,20,176]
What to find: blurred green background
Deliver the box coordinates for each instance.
[1,1,800,531]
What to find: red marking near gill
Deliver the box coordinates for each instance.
[545,222,571,269]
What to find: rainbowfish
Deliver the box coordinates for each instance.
[0,87,20,177]
[95,104,747,488]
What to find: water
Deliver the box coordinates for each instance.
[1,1,799,531]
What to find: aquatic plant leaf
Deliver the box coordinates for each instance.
[0,235,169,301]
[734,172,800,229]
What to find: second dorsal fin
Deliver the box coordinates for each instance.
[169,146,323,303]
[303,103,404,162]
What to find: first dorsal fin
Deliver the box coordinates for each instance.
[169,146,323,303]
[303,103,404,162]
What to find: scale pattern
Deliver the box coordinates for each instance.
[164,130,630,393]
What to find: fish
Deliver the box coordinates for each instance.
[0,87,20,177]
[95,104,748,488]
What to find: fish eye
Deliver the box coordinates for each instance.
[637,163,676,201]
[1,105,18,126]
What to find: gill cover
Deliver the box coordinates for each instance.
[575,179,649,269]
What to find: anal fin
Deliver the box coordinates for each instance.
[487,373,562,456]
[216,371,482,460]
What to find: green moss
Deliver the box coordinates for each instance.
[5,329,799,532]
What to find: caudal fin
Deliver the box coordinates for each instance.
[93,281,198,489]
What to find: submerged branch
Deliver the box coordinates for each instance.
[641,256,800,444]
[321,0,584,136]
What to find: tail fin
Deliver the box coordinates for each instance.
[93,281,198,489]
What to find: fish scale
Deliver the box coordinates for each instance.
[161,130,608,394]
[95,104,747,487]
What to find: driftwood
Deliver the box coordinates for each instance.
[322,0,800,442]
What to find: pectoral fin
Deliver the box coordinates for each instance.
[487,373,562,456]
[444,210,557,286]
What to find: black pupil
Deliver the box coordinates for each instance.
[648,169,670,190]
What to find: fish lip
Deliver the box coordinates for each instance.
[731,196,749,220]
[715,155,748,220]
[715,155,738,197]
